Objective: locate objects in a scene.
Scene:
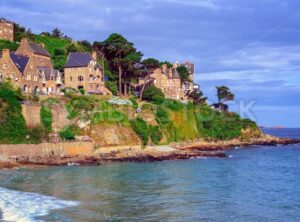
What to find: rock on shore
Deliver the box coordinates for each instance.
[0,135,299,169]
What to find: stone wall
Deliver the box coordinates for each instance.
[21,103,41,128]
[0,142,94,159]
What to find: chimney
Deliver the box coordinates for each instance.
[20,38,28,45]
[92,51,97,60]
[39,43,45,48]
[2,49,10,57]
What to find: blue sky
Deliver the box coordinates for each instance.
[1,0,300,127]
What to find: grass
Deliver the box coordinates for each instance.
[0,40,19,51]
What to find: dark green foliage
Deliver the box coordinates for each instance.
[142,58,160,69]
[54,48,66,56]
[66,43,77,53]
[129,97,138,109]
[130,117,149,146]
[0,40,19,51]
[40,105,52,131]
[176,65,191,85]
[149,125,162,145]
[0,82,27,144]
[105,81,118,95]
[155,107,178,142]
[52,28,63,38]
[59,126,75,140]
[194,106,257,140]
[79,88,85,95]
[162,99,183,111]
[78,40,92,51]
[142,85,165,102]
[28,126,48,144]
[159,61,173,68]
[216,86,234,104]
[92,109,129,126]
[93,33,143,95]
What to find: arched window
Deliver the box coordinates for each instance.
[78,76,84,82]
[96,75,100,81]
[89,75,95,81]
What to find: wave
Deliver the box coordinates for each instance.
[0,187,79,222]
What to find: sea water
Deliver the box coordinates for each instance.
[0,128,299,222]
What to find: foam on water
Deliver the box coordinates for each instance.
[0,187,79,222]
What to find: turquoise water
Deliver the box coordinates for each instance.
[0,129,299,222]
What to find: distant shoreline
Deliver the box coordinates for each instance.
[0,134,299,169]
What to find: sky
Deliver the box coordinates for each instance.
[1,0,300,127]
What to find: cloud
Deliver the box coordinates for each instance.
[145,0,219,9]
[220,45,300,70]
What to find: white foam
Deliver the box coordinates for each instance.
[0,187,79,222]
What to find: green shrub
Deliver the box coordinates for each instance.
[79,88,85,95]
[105,81,118,95]
[149,126,162,145]
[40,105,52,131]
[194,106,258,140]
[0,81,28,144]
[163,99,183,111]
[142,85,165,102]
[129,97,138,109]
[130,117,149,146]
[28,126,48,144]
[141,103,153,111]
[92,109,129,126]
[59,126,75,140]
[155,106,178,143]
[54,48,66,56]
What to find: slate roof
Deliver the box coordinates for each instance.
[64,52,93,68]
[10,53,29,73]
[37,66,60,80]
[29,43,51,57]
[0,18,13,23]
[0,52,29,73]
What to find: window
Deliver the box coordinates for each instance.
[3,63,8,69]
[0,72,2,82]
[70,76,73,81]
[34,75,38,81]
[89,75,95,81]
[26,75,31,81]
[96,75,100,81]
[78,76,84,82]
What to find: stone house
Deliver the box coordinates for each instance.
[0,38,62,94]
[0,18,14,42]
[64,52,111,95]
[139,61,197,100]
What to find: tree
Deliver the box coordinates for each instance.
[78,40,92,51]
[52,28,63,38]
[142,85,165,103]
[216,86,234,110]
[159,61,173,68]
[176,65,191,87]
[139,58,160,100]
[187,89,207,105]
[93,33,142,96]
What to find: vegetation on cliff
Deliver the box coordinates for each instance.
[0,82,27,144]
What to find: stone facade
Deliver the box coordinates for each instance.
[0,18,14,42]
[64,52,111,95]
[0,38,62,95]
[139,61,197,100]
